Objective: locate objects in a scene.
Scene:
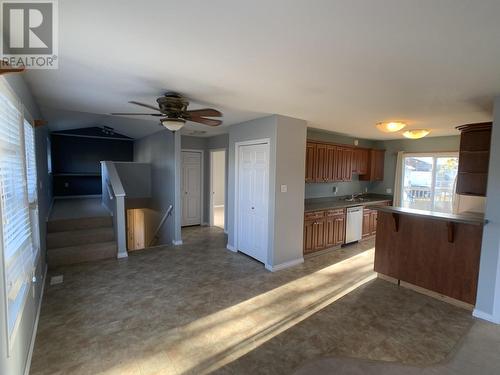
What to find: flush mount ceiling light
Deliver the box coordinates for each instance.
[376,121,407,133]
[161,118,186,132]
[402,129,431,139]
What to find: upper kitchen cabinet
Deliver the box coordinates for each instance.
[456,122,492,196]
[352,148,369,175]
[305,142,317,182]
[359,149,385,181]
[305,140,384,183]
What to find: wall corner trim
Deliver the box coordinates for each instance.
[172,240,183,246]
[265,258,304,272]
[473,308,500,324]
[23,266,47,375]
[226,244,237,252]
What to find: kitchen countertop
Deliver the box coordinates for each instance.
[304,194,393,213]
[374,206,486,226]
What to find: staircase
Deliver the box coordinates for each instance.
[47,215,117,268]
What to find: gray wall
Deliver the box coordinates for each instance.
[273,116,307,266]
[305,128,376,199]
[371,136,460,194]
[1,76,50,375]
[475,96,500,323]
[227,115,307,268]
[113,162,151,198]
[134,129,176,244]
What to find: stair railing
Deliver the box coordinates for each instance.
[149,205,173,247]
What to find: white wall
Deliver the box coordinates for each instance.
[212,151,225,207]
[227,115,307,269]
[474,96,500,324]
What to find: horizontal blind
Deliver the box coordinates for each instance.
[24,120,37,204]
[0,89,33,338]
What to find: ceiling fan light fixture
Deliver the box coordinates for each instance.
[402,129,431,139]
[376,121,407,133]
[161,118,186,132]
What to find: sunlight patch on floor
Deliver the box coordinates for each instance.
[102,248,376,375]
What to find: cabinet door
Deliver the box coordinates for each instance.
[303,219,315,253]
[325,216,336,247]
[326,145,337,182]
[373,150,385,181]
[305,142,317,182]
[362,209,372,238]
[334,215,346,245]
[370,210,378,235]
[343,148,353,181]
[314,219,326,250]
[358,149,369,175]
[315,143,328,182]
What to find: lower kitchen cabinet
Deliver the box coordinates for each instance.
[304,209,345,254]
[362,208,379,238]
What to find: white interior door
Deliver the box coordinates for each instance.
[237,142,269,263]
[182,151,202,226]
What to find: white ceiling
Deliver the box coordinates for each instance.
[24,0,500,140]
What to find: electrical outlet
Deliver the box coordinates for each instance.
[386,188,392,194]
[281,185,288,193]
[332,186,338,194]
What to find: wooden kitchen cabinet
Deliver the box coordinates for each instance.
[360,149,385,181]
[305,142,317,182]
[456,122,492,197]
[305,140,384,183]
[325,209,346,247]
[362,208,379,238]
[304,209,345,253]
[353,148,369,175]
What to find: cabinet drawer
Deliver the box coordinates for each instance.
[304,211,325,220]
[326,208,345,217]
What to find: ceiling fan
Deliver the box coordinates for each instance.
[111,92,223,132]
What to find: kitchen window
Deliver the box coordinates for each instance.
[401,153,459,214]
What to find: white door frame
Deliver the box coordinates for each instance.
[181,149,204,226]
[209,148,226,229]
[234,138,271,264]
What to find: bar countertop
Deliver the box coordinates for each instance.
[374,206,487,226]
[304,194,393,213]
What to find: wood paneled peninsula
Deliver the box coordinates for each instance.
[373,206,486,306]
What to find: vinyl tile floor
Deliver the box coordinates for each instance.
[30,226,486,375]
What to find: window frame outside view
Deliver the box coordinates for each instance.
[401,152,459,214]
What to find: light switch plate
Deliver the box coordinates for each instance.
[281,185,288,193]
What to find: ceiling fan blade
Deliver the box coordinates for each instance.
[185,108,222,117]
[188,115,222,126]
[111,112,163,116]
[129,101,162,112]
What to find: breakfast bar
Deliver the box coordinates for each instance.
[373,206,486,306]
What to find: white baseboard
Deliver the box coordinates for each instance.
[265,257,304,272]
[226,244,237,252]
[24,266,47,375]
[214,205,225,208]
[117,252,129,259]
[172,240,183,246]
[473,308,500,324]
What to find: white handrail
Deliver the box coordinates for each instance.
[102,161,126,197]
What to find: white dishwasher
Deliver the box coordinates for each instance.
[345,206,363,244]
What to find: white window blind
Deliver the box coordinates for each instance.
[24,120,37,204]
[0,85,36,341]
